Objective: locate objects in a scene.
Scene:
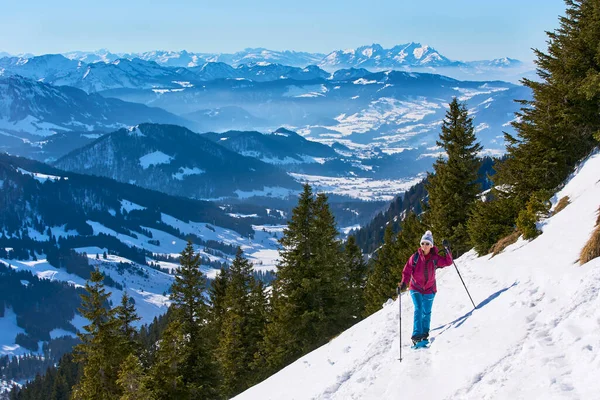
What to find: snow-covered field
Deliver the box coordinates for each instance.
[235,150,600,399]
[289,173,425,201]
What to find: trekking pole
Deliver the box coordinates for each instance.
[397,286,402,362]
[444,242,476,309]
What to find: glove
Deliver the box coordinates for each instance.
[442,239,450,249]
[399,282,407,291]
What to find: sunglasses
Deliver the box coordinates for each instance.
[420,242,432,246]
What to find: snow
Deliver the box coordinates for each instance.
[289,173,426,201]
[139,151,173,169]
[172,167,205,180]
[236,150,600,400]
[1,254,172,338]
[16,167,66,182]
[453,85,510,101]
[283,84,328,98]
[120,199,146,213]
[127,125,145,137]
[0,308,27,356]
[228,213,259,219]
[0,116,67,137]
[234,186,298,199]
[352,78,377,85]
[172,81,194,88]
[329,98,441,137]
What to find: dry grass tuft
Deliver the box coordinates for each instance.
[580,206,600,265]
[553,196,570,215]
[490,230,521,257]
[580,226,600,265]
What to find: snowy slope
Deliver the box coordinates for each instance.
[235,150,600,400]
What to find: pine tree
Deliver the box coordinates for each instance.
[115,293,140,358]
[117,354,155,400]
[71,268,122,400]
[310,193,346,339]
[216,248,267,398]
[207,267,230,338]
[364,224,400,316]
[496,0,600,205]
[259,185,347,375]
[466,188,519,254]
[166,241,218,399]
[147,321,187,400]
[341,235,367,326]
[259,184,315,374]
[425,98,482,256]
[50,372,69,400]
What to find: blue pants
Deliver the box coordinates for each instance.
[410,290,435,340]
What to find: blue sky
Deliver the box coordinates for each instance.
[1,0,565,61]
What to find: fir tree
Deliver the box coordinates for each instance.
[310,193,345,339]
[167,241,218,399]
[117,354,155,400]
[207,267,230,338]
[364,224,400,316]
[341,235,367,326]
[115,293,140,358]
[259,184,315,374]
[147,321,187,400]
[50,372,69,400]
[259,185,347,375]
[496,0,600,206]
[425,98,482,256]
[71,268,122,400]
[216,248,267,398]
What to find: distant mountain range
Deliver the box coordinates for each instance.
[53,43,523,71]
[0,70,531,184]
[0,43,533,82]
[0,75,191,134]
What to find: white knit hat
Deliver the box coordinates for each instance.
[420,230,434,246]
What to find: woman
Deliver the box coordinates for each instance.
[398,230,453,347]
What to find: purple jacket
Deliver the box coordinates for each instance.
[401,246,453,294]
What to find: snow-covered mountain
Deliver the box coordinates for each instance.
[0,75,191,136]
[132,50,214,67]
[0,55,200,93]
[0,54,81,81]
[51,58,201,93]
[3,44,530,82]
[61,48,326,68]
[54,123,301,200]
[319,43,457,70]
[202,127,340,169]
[235,149,600,400]
[188,62,329,82]
[0,55,331,93]
[214,48,326,67]
[63,48,121,64]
